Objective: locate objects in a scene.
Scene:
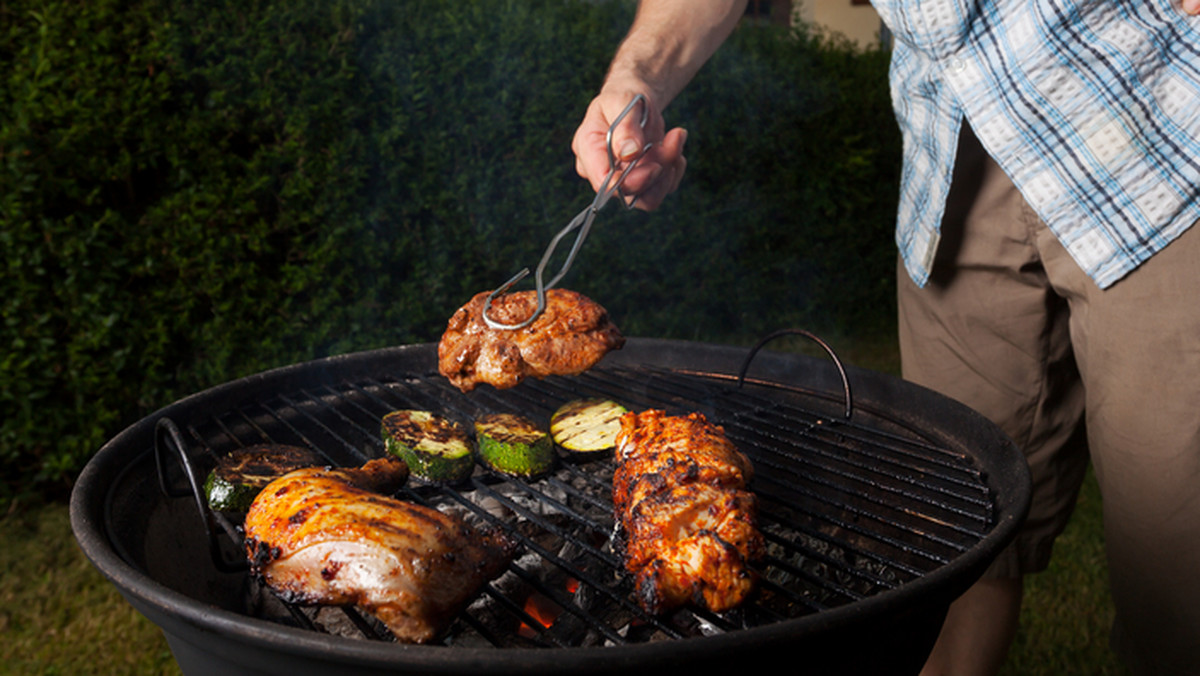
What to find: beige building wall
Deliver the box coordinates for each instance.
[793,0,886,48]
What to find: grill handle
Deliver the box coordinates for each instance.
[154,417,248,573]
[736,328,853,420]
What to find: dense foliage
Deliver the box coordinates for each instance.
[0,0,900,504]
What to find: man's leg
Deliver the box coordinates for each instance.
[920,578,1023,676]
[1037,222,1200,675]
[898,125,1089,676]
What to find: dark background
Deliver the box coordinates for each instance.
[0,0,900,504]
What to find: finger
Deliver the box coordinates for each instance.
[628,164,677,211]
[624,157,686,212]
[612,160,661,196]
[623,126,688,208]
[1184,0,1200,15]
[609,96,657,163]
[658,127,688,170]
[572,98,624,191]
[667,154,688,195]
[576,139,615,193]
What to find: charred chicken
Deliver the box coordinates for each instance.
[613,410,763,614]
[437,288,625,392]
[243,456,516,643]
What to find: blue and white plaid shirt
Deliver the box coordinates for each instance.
[872,0,1200,288]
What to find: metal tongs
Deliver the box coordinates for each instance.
[482,94,653,330]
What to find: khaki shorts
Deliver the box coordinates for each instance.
[897,125,1200,674]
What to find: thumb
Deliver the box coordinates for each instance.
[617,137,643,162]
[608,96,653,162]
[1184,0,1200,15]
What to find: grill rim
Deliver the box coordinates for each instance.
[71,337,1031,674]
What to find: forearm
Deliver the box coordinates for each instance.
[602,0,748,110]
[573,0,745,208]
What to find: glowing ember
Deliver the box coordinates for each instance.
[518,579,579,638]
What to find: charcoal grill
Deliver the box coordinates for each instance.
[71,336,1029,675]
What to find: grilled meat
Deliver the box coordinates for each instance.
[613,410,763,614]
[437,288,625,392]
[243,456,516,643]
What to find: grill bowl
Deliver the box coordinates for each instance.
[71,337,1030,675]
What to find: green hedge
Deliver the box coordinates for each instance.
[0,0,900,504]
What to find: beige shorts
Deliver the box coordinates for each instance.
[897,125,1200,673]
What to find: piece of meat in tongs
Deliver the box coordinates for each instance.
[613,409,764,615]
[436,97,650,392]
[438,288,625,392]
[480,94,652,332]
[243,456,517,643]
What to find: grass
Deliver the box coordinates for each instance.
[0,333,1129,675]
[0,501,180,676]
[1001,466,1131,676]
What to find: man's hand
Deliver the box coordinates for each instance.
[1185,0,1200,15]
[568,0,745,210]
[571,89,688,211]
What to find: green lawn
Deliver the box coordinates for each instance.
[0,501,180,676]
[1001,464,1131,676]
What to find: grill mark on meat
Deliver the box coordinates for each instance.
[288,507,312,526]
[320,560,343,581]
[247,538,278,567]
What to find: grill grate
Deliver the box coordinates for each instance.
[150,359,996,649]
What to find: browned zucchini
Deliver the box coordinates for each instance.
[474,413,555,477]
[381,410,475,482]
[203,444,323,512]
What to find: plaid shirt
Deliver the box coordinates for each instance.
[872,0,1200,288]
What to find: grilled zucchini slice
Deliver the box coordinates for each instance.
[474,413,555,478]
[381,410,474,482]
[550,398,628,456]
[203,444,323,512]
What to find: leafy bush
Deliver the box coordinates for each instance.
[0,0,900,504]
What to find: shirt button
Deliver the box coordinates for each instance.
[948,58,966,73]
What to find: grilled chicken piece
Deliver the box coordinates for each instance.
[438,288,625,392]
[243,456,516,643]
[613,410,763,614]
